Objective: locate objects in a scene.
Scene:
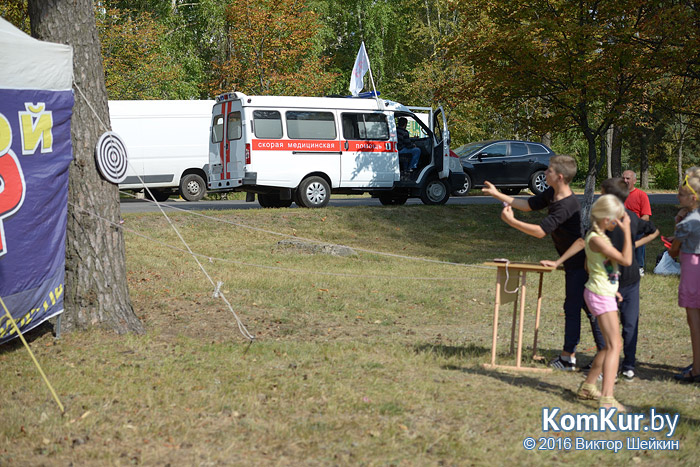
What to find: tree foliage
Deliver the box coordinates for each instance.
[97,6,197,99]
[447,0,696,213]
[4,0,700,187]
[208,0,337,96]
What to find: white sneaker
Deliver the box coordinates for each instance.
[639,268,645,277]
[620,369,635,381]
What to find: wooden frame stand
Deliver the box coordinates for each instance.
[481,261,554,373]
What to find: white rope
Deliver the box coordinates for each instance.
[69,201,486,281]
[118,190,496,272]
[499,259,521,294]
[73,83,255,342]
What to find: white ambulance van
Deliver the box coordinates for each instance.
[111,100,214,201]
[207,92,465,207]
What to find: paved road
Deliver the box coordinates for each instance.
[120,192,680,214]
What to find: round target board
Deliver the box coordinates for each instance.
[95,131,129,184]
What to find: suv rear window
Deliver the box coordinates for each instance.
[511,142,528,156]
[526,143,549,154]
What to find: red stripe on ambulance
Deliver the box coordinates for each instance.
[252,139,340,151]
[252,139,395,152]
[344,141,396,152]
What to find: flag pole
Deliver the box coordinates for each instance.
[364,45,381,108]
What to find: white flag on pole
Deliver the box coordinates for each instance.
[349,41,370,97]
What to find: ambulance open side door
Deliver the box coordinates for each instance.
[433,106,450,179]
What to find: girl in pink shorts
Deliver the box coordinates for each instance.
[577,195,633,412]
[670,167,700,384]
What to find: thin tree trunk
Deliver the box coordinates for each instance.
[581,133,598,233]
[639,132,650,190]
[678,132,685,186]
[606,126,612,178]
[541,132,551,147]
[28,0,143,334]
[611,125,622,177]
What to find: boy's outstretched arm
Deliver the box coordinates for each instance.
[482,181,532,212]
[501,205,546,238]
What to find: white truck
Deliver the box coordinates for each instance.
[207,92,465,207]
[110,100,214,201]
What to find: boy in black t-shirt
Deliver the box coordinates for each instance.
[599,178,658,379]
[483,155,604,370]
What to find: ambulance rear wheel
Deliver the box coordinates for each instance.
[296,176,330,208]
[180,173,206,201]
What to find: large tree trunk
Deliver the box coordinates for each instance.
[28,0,143,334]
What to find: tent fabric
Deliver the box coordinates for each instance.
[0,16,73,91]
[0,16,74,344]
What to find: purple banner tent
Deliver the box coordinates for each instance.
[0,17,74,344]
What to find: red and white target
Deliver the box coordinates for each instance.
[95,131,128,184]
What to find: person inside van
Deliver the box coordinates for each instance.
[397,117,420,176]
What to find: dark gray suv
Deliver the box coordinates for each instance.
[452,140,554,196]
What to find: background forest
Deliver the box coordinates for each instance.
[2,0,700,189]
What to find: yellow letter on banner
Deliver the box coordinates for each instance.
[20,103,53,155]
[0,114,11,155]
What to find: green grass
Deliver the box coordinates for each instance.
[1,203,698,465]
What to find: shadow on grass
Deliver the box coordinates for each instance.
[0,321,55,356]
[635,360,695,381]
[413,342,490,359]
[431,348,700,429]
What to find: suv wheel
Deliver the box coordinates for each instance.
[529,170,548,195]
[452,173,472,196]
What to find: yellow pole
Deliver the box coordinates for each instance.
[0,296,64,413]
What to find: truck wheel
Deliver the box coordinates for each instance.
[145,189,171,202]
[378,194,408,205]
[180,173,206,201]
[420,178,449,205]
[529,170,548,195]
[296,176,330,208]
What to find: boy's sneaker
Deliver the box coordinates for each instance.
[549,356,577,371]
[620,369,635,381]
[581,361,603,380]
[673,364,693,380]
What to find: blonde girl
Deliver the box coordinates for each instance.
[670,167,700,383]
[577,195,632,411]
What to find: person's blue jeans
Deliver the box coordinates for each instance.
[399,147,420,171]
[634,243,646,269]
[564,268,606,355]
[618,282,640,371]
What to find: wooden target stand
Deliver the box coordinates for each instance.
[482,261,555,373]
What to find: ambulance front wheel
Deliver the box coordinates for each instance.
[180,173,207,201]
[296,176,330,208]
[420,177,449,205]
